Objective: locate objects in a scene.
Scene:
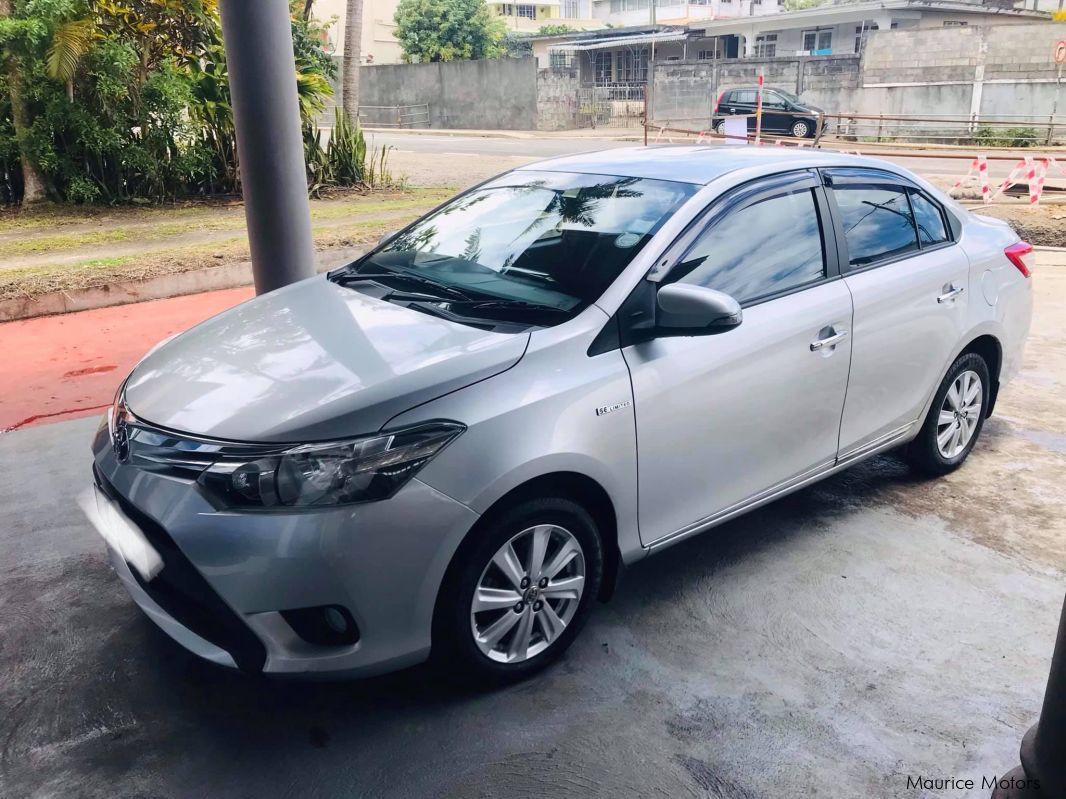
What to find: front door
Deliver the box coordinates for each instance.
[825,171,971,456]
[623,172,854,546]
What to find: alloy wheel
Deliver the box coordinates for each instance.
[792,121,810,138]
[936,369,983,459]
[470,524,585,664]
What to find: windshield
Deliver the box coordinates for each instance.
[333,170,696,326]
[772,88,803,105]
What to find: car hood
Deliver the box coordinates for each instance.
[123,277,529,442]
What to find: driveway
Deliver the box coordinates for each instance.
[1,263,1064,799]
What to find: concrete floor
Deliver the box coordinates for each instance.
[2,269,1065,798]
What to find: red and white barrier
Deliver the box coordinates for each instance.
[950,155,1057,205]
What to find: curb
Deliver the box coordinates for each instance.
[0,244,368,323]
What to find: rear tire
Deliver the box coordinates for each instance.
[715,120,727,136]
[433,497,603,684]
[907,352,990,476]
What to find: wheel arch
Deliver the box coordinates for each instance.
[960,333,1003,416]
[435,471,622,616]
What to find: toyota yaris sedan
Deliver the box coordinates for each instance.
[86,147,1033,682]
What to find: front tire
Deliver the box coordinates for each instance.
[907,352,990,476]
[433,497,603,684]
[791,119,811,138]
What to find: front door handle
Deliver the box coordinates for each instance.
[937,285,965,304]
[810,329,849,351]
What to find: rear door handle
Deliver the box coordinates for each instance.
[937,285,965,304]
[810,329,849,351]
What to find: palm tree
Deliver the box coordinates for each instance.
[342,0,363,124]
[0,0,47,203]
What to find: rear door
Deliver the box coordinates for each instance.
[824,169,970,458]
[724,89,758,131]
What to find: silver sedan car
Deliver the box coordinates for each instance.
[87,147,1033,682]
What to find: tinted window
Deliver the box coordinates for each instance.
[833,185,918,267]
[673,188,825,303]
[733,90,757,105]
[909,190,949,246]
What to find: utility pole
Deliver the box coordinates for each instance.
[220,0,316,294]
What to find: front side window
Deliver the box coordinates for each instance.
[908,190,949,246]
[833,185,918,267]
[671,188,826,304]
[334,171,696,323]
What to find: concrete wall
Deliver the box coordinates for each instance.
[651,23,1063,129]
[359,58,540,129]
[650,55,861,127]
[536,69,582,130]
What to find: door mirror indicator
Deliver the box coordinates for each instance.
[653,283,742,337]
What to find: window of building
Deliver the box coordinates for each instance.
[561,0,579,16]
[802,28,832,53]
[753,33,777,58]
[943,19,968,26]
[832,185,919,267]
[550,50,575,70]
[517,4,536,18]
[592,50,613,84]
[854,23,878,53]
[614,48,649,83]
[672,189,825,303]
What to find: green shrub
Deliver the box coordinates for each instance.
[973,126,1039,148]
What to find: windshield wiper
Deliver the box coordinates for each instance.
[447,299,571,320]
[332,269,474,302]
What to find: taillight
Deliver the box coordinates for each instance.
[1004,241,1034,278]
[714,91,726,113]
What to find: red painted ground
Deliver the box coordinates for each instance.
[0,287,254,433]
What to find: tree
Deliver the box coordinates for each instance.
[394,0,505,63]
[0,0,47,203]
[342,0,361,122]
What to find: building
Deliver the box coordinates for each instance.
[314,0,404,66]
[531,0,1049,85]
[487,0,604,32]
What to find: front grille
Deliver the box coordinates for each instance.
[94,465,267,673]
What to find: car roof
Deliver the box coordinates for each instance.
[515,145,885,186]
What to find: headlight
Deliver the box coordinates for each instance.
[197,422,464,509]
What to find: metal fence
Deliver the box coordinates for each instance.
[356,104,431,129]
[577,85,646,129]
[645,111,1066,148]
[821,113,1065,147]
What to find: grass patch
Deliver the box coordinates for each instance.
[0,193,447,301]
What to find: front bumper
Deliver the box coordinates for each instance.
[90,424,480,677]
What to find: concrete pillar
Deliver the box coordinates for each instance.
[220,0,316,295]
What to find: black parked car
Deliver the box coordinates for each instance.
[713,87,823,138]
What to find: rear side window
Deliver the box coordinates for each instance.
[908,190,949,246]
[833,185,918,267]
[672,188,826,303]
[733,90,757,105]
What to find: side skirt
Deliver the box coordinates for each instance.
[644,421,916,554]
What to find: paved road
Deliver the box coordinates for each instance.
[370,130,1040,181]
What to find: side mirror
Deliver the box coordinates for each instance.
[655,283,742,337]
